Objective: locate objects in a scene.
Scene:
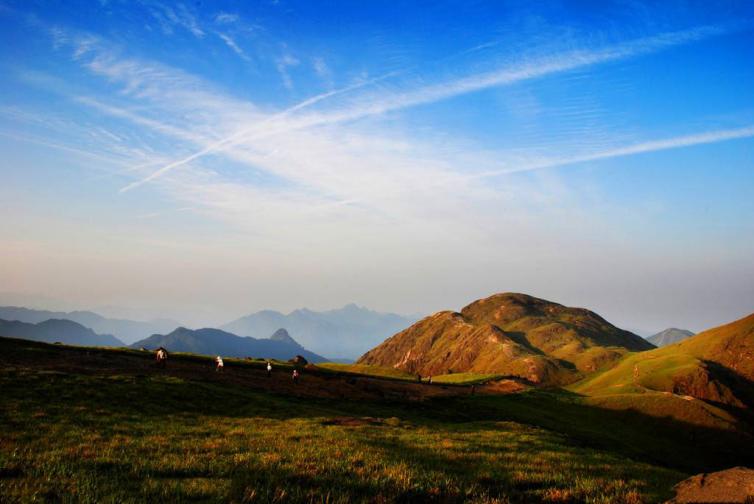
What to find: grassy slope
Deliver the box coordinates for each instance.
[570,312,754,421]
[315,362,415,381]
[0,338,694,503]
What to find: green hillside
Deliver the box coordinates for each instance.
[0,336,710,503]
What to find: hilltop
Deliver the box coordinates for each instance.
[132,327,327,362]
[359,293,653,385]
[0,318,123,347]
[647,328,695,347]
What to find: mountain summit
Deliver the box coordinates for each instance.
[358,293,653,385]
[647,328,695,347]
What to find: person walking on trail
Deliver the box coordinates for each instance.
[155,347,168,368]
[292,369,300,384]
[215,355,224,372]
[266,361,272,378]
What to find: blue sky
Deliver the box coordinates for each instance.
[0,0,752,332]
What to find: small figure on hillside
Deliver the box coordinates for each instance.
[266,361,272,378]
[215,355,224,372]
[155,347,168,368]
[292,369,300,384]
[428,375,433,384]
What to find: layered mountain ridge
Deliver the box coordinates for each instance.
[0,318,123,347]
[132,327,326,362]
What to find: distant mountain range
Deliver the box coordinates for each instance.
[132,327,326,362]
[222,304,417,359]
[647,328,695,347]
[359,292,654,385]
[0,306,179,344]
[0,318,124,347]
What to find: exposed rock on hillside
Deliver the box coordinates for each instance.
[359,293,651,385]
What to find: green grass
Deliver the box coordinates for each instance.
[0,361,687,502]
[315,362,416,381]
[429,372,503,385]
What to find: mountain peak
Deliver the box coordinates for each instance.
[359,292,651,385]
[269,328,297,345]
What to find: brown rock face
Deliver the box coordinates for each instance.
[358,293,651,385]
[667,467,754,503]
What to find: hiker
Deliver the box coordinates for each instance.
[155,347,168,368]
[266,361,272,378]
[215,355,224,372]
[428,375,433,384]
[292,369,300,384]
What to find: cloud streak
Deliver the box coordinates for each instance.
[477,125,754,177]
[126,24,731,190]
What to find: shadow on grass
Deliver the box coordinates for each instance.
[2,336,753,477]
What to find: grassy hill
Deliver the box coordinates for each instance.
[359,293,653,385]
[3,336,723,503]
[571,312,754,407]
[3,336,754,502]
[567,311,754,446]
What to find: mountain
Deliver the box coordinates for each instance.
[0,306,180,344]
[222,304,417,359]
[573,312,754,408]
[358,293,653,385]
[0,318,124,347]
[132,327,326,362]
[647,328,695,347]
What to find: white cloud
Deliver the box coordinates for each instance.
[126,23,733,190]
[149,3,204,38]
[216,32,250,62]
[275,52,299,89]
[476,125,754,177]
[214,12,239,24]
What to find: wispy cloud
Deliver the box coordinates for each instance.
[125,24,732,190]
[475,125,754,177]
[214,12,239,24]
[149,2,204,38]
[275,52,299,90]
[216,32,250,62]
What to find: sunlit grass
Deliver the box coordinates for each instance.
[316,362,416,381]
[0,367,684,503]
[429,372,503,384]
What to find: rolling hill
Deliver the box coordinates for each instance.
[0,306,179,344]
[647,328,695,347]
[132,327,326,362]
[0,318,124,347]
[572,312,754,410]
[222,303,417,359]
[358,293,653,385]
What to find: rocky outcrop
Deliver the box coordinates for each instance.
[667,467,754,503]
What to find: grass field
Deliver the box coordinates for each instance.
[2,337,750,503]
[315,362,416,381]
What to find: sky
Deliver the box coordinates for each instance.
[0,0,753,333]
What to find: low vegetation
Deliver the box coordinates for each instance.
[0,338,698,503]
